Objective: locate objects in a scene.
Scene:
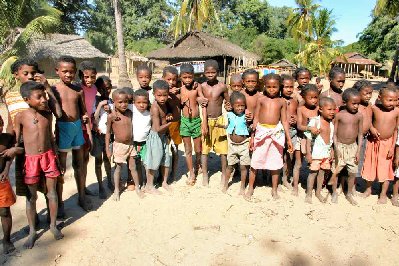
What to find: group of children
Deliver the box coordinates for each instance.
[1,56,399,254]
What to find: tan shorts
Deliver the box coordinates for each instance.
[113,142,136,164]
[310,158,331,171]
[333,142,358,174]
[227,138,250,166]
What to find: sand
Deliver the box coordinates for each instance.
[1,78,399,265]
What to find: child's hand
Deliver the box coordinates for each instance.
[82,114,89,124]
[387,148,395,159]
[201,122,208,137]
[245,110,253,122]
[166,113,173,121]
[197,97,208,107]
[103,104,110,112]
[249,137,254,151]
[224,102,232,111]
[309,126,320,135]
[0,171,8,182]
[395,156,399,170]
[106,149,112,161]
[306,154,312,164]
[34,73,50,87]
[287,140,293,154]
[289,115,297,126]
[370,127,380,140]
[355,151,359,165]
[169,87,180,95]
[100,100,108,107]
[0,147,18,158]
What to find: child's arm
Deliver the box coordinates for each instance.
[222,85,232,111]
[93,100,108,126]
[297,107,319,135]
[1,113,24,158]
[151,106,171,134]
[306,137,312,164]
[355,114,363,164]
[5,106,14,134]
[105,114,113,160]
[280,99,293,153]
[0,160,12,182]
[201,106,208,136]
[196,83,208,107]
[395,145,399,170]
[35,74,62,118]
[333,114,340,160]
[388,111,399,159]
[79,91,93,150]
[250,98,261,151]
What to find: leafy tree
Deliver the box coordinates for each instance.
[267,6,291,39]
[252,35,299,64]
[48,0,91,33]
[126,38,166,56]
[287,0,320,41]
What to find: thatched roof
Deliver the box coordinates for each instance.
[334,52,380,66]
[269,59,296,68]
[28,33,108,60]
[148,31,260,61]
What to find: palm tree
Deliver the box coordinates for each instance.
[170,0,219,40]
[296,9,342,76]
[113,0,132,88]
[374,0,399,82]
[287,0,320,41]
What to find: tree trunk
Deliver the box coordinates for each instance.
[113,0,132,88]
[389,44,399,83]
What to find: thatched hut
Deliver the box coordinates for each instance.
[147,31,259,79]
[264,59,297,76]
[106,51,149,79]
[333,52,382,79]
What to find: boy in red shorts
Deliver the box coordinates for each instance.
[14,81,64,249]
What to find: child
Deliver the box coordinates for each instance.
[132,89,151,186]
[280,75,299,190]
[92,76,113,198]
[304,97,336,204]
[316,77,323,93]
[222,92,250,194]
[136,64,154,104]
[361,87,399,204]
[106,90,144,200]
[330,88,363,205]
[163,66,181,183]
[15,82,64,249]
[245,74,293,200]
[143,80,173,193]
[0,115,16,254]
[179,64,205,185]
[320,66,346,109]
[53,56,91,212]
[229,73,243,93]
[241,69,261,125]
[200,59,230,186]
[79,61,95,196]
[294,84,320,195]
[293,67,312,104]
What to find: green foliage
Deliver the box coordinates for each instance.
[125,38,166,55]
[48,0,91,33]
[338,42,363,54]
[287,0,320,41]
[374,0,399,17]
[252,35,299,64]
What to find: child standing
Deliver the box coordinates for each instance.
[106,90,144,200]
[320,66,346,109]
[0,115,16,254]
[362,87,399,204]
[241,69,261,126]
[200,60,230,186]
[179,64,205,185]
[229,73,243,93]
[136,64,154,104]
[143,80,173,193]
[330,88,363,205]
[16,82,64,249]
[304,97,336,204]
[222,92,250,194]
[162,66,182,183]
[245,74,293,200]
[293,67,312,104]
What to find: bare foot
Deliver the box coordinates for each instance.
[238,188,245,195]
[291,188,299,196]
[50,225,64,240]
[135,189,145,199]
[162,182,172,192]
[378,196,388,204]
[283,181,292,190]
[346,193,358,206]
[113,191,120,201]
[316,193,326,203]
[331,192,338,204]
[244,188,254,201]
[57,203,65,219]
[391,198,399,207]
[305,194,312,204]
[2,240,15,254]
[361,189,372,198]
[277,185,283,192]
[186,173,196,186]
[194,166,202,177]
[272,190,280,200]
[78,198,93,211]
[145,186,162,195]
[221,186,228,193]
[23,232,37,249]
[126,184,135,191]
[85,188,96,196]
[99,187,107,199]
[202,177,209,187]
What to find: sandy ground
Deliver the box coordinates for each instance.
[1,78,399,265]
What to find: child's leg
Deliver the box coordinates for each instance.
[201,154,209,186]
[160,166,171,191]
[113,163,122,201]
[220,154,227,186]
[245,167,257,199]
[46,177,64,240]
[126,159,134,190]
[1,207,15,254]
[378,180,390,204]
[128,157,145,198]
[361,181,372,197]
[282,151,293,189]
[82,148,94,195]
[305,171,318,203]
[170,144,179,183]
[346,173,358,205]
[240,165,249,195]
[71,148,92,211]
[24,185,38,249]
[292,150,301,196]
[183,137,195,184]
[392,179,399,206]
[94,155,106,199]
[330,169,340,203]
[102,149,113,190]
[271,169,281,200]
[145,169,162,194]
[222,165,234,193]
[57,152,67,215]
[193,137,202,175]
[315,169,326,203]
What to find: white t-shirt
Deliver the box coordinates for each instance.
[133,104,151,142]
[93,100,113,134]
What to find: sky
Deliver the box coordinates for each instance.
[268,0,376,45]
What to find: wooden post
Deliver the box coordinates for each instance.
[223,56,227,83]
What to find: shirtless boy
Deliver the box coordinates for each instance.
[16,82,64,248]
[320,66,346,109]
[361,87,399,204]
[179,64,206,185]
[200,60,230,186]
[246,73,293,200]
[106,90,144,200]
[136,64,154,104]
[330,88,363,205]
[52,56,91,212]
[143,80,174,193]
[163,66,181,183]
[241,69,261,126]
[293,67,312,104]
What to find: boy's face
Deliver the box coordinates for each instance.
[134,95,149,112]
[56,62,76,84]
[113,94,129,112]
[345,95,360,114]
[137,70,151,88]
[330,73,345,91]
[297,72,310,87]
[282,79,294,97]
[379,91,397,111]
[25,89,48,111]
[82,69,97,87]
[98,81,112,98]
[14,65,37,83]
[204,66,218,81]
[243,74,258,92]
[233,98,246,115]
[163,72,178,89]
[264,79,280,98]
[304,91,318,107]
[319,102,336,121]
[154,89,169,105]
[230,79,243,92]
[359,86,372,104]
[180,72,194,87]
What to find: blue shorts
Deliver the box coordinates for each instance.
[57,119,85,152]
